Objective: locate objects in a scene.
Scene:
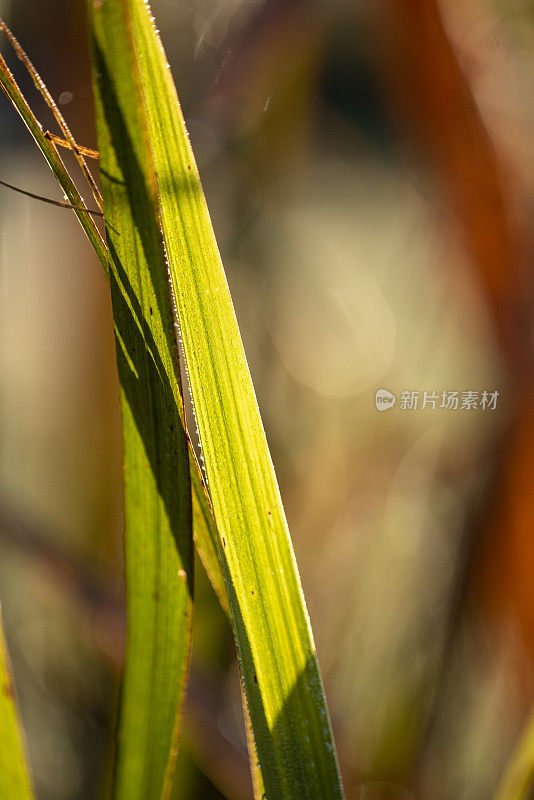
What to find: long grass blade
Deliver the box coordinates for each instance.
[88,6,196,798]
[2,12,341,794]
[0,612,35,799]
[91,1,345,797]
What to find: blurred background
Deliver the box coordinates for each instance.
[1,0,534,798]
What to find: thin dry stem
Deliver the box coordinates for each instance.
[0,18,103,210]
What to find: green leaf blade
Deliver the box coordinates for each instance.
[89,5,194,799]
[123,1,345,797]
[0,615,35,800]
